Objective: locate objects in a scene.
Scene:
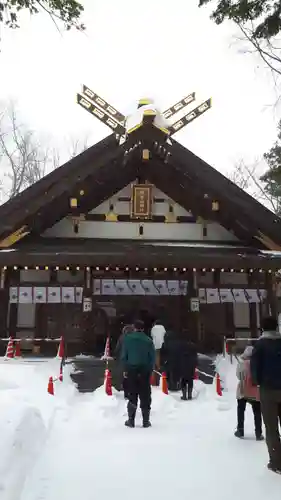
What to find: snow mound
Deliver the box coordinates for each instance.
[0,404,47,500]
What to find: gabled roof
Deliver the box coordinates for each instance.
[0,126,281,252]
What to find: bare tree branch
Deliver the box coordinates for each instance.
[0,100,48,199]
[228,159,281,214]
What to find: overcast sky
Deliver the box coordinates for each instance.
[0,0,279,176]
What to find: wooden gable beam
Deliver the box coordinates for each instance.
[169,138,281,246]
[0,134,117,226]
[26,158,139,238]
[144,157,263,247]
[0,140,126,247]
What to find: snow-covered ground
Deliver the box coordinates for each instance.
[0,355,280,500]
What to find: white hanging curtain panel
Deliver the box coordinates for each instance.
[219,289,234,303]
[232,289,248,303]
[9,286,18,303]
[198,288,206,304]
[19,286,33,303]
[127,280,145,295]
[206,288,220,304]
[245,289,260,303]
[47,286,61,303]
[33,286,47,303]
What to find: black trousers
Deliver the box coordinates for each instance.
[237,398,262,436]
[260,389,281,468]
[126,368,152,416]
[181,378,193,397]
[123,376,129,399]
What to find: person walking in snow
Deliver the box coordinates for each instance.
[121,319,155,428]
[151,319,166,370]
[251,316,281,474]
[235,345,264,441]
[115,324,133,399]
[162,331,198,398]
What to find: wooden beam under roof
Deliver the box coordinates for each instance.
[0,134,117,225]
[143,157,264,248]
[169,138,281,246]
[0,140,126,246]
[25,159,139,238]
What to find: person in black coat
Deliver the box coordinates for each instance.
[115,324,134,399]
[162,330,198,399]
[250,316,281,474]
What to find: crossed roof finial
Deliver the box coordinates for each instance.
[77,84,212,138]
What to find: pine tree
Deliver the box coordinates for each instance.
[260,120,281,215]
[0,0,84,31]
[199,0,281,39]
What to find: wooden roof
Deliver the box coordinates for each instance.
[0,125,281,253]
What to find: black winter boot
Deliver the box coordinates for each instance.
[125,403,136,428]
[234,428,244,438]
[187,388,193,400]
[181,388,187,401]
[142,409,151,428]
[125,418,135,428]
[256,434,264,441]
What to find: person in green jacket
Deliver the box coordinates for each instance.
[121,319,156,428]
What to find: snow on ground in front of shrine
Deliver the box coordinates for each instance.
[0,356,280,500]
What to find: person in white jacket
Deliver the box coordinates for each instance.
[151,320,166,369]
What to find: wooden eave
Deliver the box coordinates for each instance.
[0,239,280,269]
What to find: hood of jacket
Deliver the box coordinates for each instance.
[240,346,254,360]
[260,330,281,340]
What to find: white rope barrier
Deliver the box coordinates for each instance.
[153,368,214,379]
[0,337,61,342]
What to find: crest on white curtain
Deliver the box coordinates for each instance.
[154,280,168,295]
[33,286,47,303]
[47,287,61,303]
[62,287,75,303]
[167,280,179,295]
[102,280,117,295]
[93,279,101,295]
[75,287,83,303]
[9,286,18,303]
[179,281,188,295]
[206,288,220,304]
[245,289,260,303]
[19,286,32,303]
[198,288,206,303]
[219,289,234,303]
[232,289,248,303]
[127,280,145,295]
[141,280,157,295]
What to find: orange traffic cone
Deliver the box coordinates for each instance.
[216,373,222,397]
[161,372,169,394]
[5,337,14,359]
[194,368,199,380]
[150,372,156,386]
[48,376,54,395]
[56,336,64,359]
[105,369,112,396]
[59,365,63,382]
[14,340,22,358]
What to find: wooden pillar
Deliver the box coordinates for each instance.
[7,268,20,338]
[248,270,258,337]
[265,271,277,318]
[36,269,54,356]
[187,269,200,343]
[82,267,94,354]
[0,267,9,355]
